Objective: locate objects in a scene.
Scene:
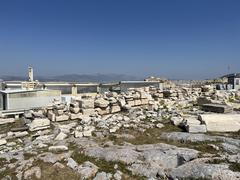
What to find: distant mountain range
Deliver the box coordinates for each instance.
[0,74,142,83]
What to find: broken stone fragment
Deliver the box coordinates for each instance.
[182,117,201,126]
[67,158,78,170]
[170,116,183,126]
[96,107,110,116]
[113,171,123,180]
[70,107,80,114]
[118,98,126,107]
[47,111,56,121]
[55,114,69,122]
[77,161,98,179]
[134,99,142,106]
[156,123,164,129]
[83,130,93,137]
[94,98,109,108]
[28,118,50,132]
[54,132,68,141]
[48,145,68,153]
[110,105,121,114]
[78,99,95,109]
[0,118,15,125]
[94,172,112,180]
[74,131,83,138]
[0,139,7,146]
[81,108,96,116]
[109,126,118,133]
[70,113,82,120]
[24,166,41,179]
[126,100,135,107]
[7,131,29,139]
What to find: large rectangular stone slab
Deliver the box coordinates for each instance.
[186,125,207,133]
[0,118,15,125]
[29,118,50,132]
[201,104,232,113]
[199,114,240,132]
[55,114,69,122]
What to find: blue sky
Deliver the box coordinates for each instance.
[0,0,239,79]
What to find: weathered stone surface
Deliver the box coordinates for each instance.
[70,107,80,114]
[83,130,93,137]
[49,145,68,152]
[161,132,217,143]
[113,171,123,180]
[81,109,95,116]
[1,86,240,179]
[156,123,164,129]
[134,99,142,106]
[55,114,69,122]
[220,143,240,154]
[53,162,65,169]
[85,146,141,165]
[93,172,111,180]
[110,105,121,114]
[169,159,240,180]
[0,118,15,125]
[7,131,29,139]
[186,124,207,133]
[24,111,34,119]
[70,113,82,120]
[74,131,83,138]
[118,98,126,107]
[129,162,165,179]
[0,139,7,146]
[96,107,110,116]
[141,99,149,105]
[126,100,135,107]
[182,117,201,126]
[67,158,78,170]
[47,111,56,121]
[94,99,109,108]
[161,132,240,147]
[77,161,98,179]
[24,166,41,179]
[85,143,199,168]
[109,126,119,133]
[170,117,183,126]
[28,118,50,131]
[78,99,95,109]
[54,132,68,141]
[199,114,240,132]
[38,152,72,164]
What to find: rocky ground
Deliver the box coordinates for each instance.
[0,86,240,180]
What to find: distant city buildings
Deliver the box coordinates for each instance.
[227,74,240,90]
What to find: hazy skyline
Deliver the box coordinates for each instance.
[0,0,240,80]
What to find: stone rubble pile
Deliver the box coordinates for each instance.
[0,83,240,179]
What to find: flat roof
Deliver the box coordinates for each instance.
[0,89,57,94]
[224,73,240,78]
[120,81,160,84]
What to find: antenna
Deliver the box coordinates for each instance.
[227,65,230,74]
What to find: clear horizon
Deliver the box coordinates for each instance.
[0,0,239,80]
